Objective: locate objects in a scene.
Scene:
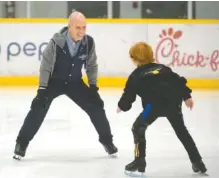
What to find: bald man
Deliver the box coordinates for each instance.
[13,11,118,160]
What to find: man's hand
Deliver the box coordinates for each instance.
[31,87,48,110]
[184,98,194,110]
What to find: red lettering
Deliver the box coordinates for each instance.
[155,38,175,65]
[196,51,206,67]
[171,50,180,66]
[210,50,219,71]
[187,55,195,66]
[167,51,206,68]
[155,37,219,71]
[181,53,188,66]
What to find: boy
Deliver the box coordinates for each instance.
[117,42,207,174]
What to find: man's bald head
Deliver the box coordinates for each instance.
[68,11,86,26]
[68,11,87,41]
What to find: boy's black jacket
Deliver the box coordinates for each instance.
[118,63,192,111]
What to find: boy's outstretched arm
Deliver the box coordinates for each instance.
[118,74,137,112]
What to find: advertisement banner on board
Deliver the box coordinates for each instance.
[0,23,218,78]
[0,23,147,77]
[148,24,219,78]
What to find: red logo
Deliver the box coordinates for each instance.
[155,27,219,71]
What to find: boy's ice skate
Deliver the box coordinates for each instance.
[13,142,28,160]
[192,160,207,173]
[125,157,146,177]
[102,142,118,157]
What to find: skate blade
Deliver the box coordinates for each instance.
[109,153,117,158]
[13,155,22,160]
[197,171,208,175]
[124,170,146,177]
[193,167,207,174]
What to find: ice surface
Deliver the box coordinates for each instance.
[0,87,218,178]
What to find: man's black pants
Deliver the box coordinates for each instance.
[16,79,113,146]
[132,103,202,163]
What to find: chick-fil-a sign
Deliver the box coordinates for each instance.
[155,28,219,71]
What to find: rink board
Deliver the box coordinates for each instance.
[0,77,218,89]
[0,18,219,89]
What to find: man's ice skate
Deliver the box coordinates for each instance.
[13,142,28,161]
[102,143,118,157]
[192,160,207,173]
[124,157,146,177]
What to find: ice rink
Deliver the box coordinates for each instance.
[0,87,218,178]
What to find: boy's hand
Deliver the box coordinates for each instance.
[184,98,194,110]
[116,107,122,113]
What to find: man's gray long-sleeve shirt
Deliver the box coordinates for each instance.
[39,27,98,88]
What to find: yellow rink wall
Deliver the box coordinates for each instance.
[0,18,219,89]
[0,76,219,89]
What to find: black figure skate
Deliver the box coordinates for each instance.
[13,142,28,160]
[124,142,147,177]
[102,143,118,157]
[125,157,146,173]
[192,160,207,173]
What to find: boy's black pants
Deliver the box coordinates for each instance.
[16,79,113,146]
[132,103,202,163]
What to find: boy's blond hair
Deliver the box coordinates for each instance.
[129,42,155,66]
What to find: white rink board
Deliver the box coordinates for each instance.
[0,23,219,78]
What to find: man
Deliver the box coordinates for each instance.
[13,11,118,160]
